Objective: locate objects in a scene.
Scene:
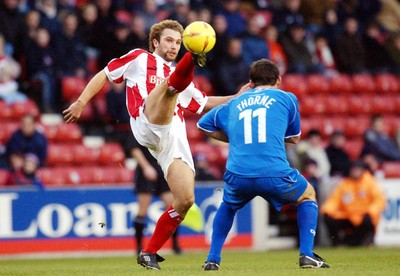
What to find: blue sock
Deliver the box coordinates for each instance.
[297,200,318,257]
[206,202,236,264]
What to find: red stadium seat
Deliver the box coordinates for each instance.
[305,74,329,95]
[299,96,327,116]
[99,143,126,166]
[328,74,353,94]
[72,144,100,165]
[186,119,205,142]
[375,73,399,94]
[11,100,40,120]
[90,166,119,184]
[0,121,19,144]
[325,95,349,115]
[280,74,307,97]
[55,123,83,143]
[371,95,396,114]
[344,116,369,138]
[0,101,13,121]
[322,116,346,137]
[347,95,373,115]
[193,75,214,96]
[0,169,9,186]
[190,141,222,166]
[37,168,68,186]
[252,10,272,28]
[46,144,75,166]
[300,117,324,137]
[62,76,87,102]
[115,167,134,184]
[384,116,400,137]
[382,162,400,178]
[351,73,376,94]
[343,139,363,160]
[40,124,58,142]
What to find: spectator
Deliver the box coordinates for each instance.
[6,114,48,167]
[279,23,322,74]
[334,17,366,74]
[208,14,229,72]
[54,11,87,79]
[302,158,320,197]
[214,38,248,96]
[6,152,44,189]
[169,0,191,26]
[361,153,384,180]
[215,0,247,38]
[24,27,56,112]
[194,153,218,181]
[263,25,287,75]
[314,34,338,77]
[325,130,351,177]
[376,0,400,34]
[240,15,270,67]
[296,129,331,180]
[322,8,342,49]
[362,114,400,162]
[362,22,394,73]
[78,3,100,55]
[36,0,61,35]
[0,33,27,104]
[127,14,149,50]
[138,0,160,33]
[0,0,24,53]
[299,0,326,35]
[14,9,41,61]
[385,32,400,74]
[321,160,386,246]
[272,0,305,33]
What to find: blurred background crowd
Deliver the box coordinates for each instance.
[0,0,399,186]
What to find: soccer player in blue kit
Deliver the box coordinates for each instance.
[197,59,330,270]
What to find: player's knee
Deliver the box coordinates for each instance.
[297,183,317,203]
[176,195,194,212]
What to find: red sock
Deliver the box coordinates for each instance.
[168,52,194,93]
[143,206,182,254]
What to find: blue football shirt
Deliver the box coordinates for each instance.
[198,87,301,177]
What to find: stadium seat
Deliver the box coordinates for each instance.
[305,74,329,95]
[62,76,87,102]
[325,95,349,115]
[55,123,83,143]
[0,101,13,121]
[351,73,376,94]
[115,167,134,184]
[37,168,68,186]
[347,95,373,114]
[190,141,222,166]
[0,121,19,144]
[0,169,8,186]
[252,10,272,28]
[98,143,126,166]
[343,139,363,160]
[344,116,369,138]
[382,162,400,178]
[46,144,75,166]
[40,124,58,142]
[193,75,214,96]
[384,116,400,137]
[375,73,399,94]
[72,144,100,165]
[328,74,353,94]
[280,74,307,97]
[11,99,40,120]
[90,166,119,184]
[322,116,346,137]
[371,95,395,114]
[299,96,327,116]
[186,119,205,142]
[300,117,324,136]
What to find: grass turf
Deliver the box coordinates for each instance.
[1,247,400,275]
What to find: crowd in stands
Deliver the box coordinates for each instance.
[0,0,400,189]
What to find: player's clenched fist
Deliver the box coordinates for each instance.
[63,100,84,123]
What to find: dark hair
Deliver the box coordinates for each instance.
[249,59,279,87]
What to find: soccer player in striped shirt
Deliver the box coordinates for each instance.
[63,19,249,270]
[197,59,330,270]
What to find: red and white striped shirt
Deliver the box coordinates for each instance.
[104,49,208,120]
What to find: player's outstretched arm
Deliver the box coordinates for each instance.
[203,82,251,112]
[63,70,107,123]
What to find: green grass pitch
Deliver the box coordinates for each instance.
[1,247,400,276]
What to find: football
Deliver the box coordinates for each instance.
[182,21,216,54]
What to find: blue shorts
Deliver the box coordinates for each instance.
[222,169,308,211]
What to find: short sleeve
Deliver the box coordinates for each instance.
[179,82,208,114]
[285,93,301,138]
[197,104,228,132]
[104,49,146,83]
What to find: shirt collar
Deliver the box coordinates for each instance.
[153,52,173,66]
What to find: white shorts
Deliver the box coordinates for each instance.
[130,107,195,179]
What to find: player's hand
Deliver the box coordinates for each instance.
[143,166,158,182]
[63,101,84,123]
[236,82,252,96]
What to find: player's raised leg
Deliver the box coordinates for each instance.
[144,52,195,125]
[296,183,330,268]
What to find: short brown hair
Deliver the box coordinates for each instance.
[249,59,279,87]
[148,20,184,52]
